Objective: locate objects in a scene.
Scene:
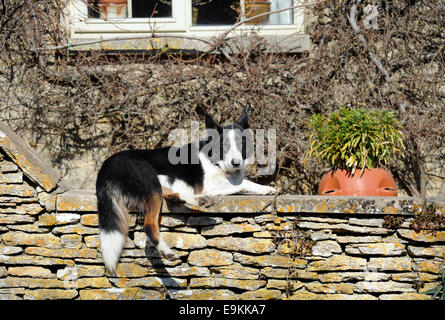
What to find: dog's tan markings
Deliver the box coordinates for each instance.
[161,186,182,201]
[143,192,163,246]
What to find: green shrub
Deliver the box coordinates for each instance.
[306,107,405,173]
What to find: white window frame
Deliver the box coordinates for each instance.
[65,0,307,50]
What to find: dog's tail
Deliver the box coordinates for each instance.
[97,182,176,274]
[97,184,143,274]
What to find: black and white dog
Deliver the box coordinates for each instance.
[96,109,277,273]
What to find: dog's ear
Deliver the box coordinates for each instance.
[205,114,222,132]
[236,107,249,129]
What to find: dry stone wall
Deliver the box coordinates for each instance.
[0,122,444,300]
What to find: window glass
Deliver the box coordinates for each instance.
[193,0,239,26]
[193,0,294,26]
[132,0,172,18]
[269,0,294,25]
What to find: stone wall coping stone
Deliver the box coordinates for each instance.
[55,190,445,215]
[0,121,60,192]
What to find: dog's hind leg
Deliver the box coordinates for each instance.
[143,192,177,261]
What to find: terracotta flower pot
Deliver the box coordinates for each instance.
[318,168,398,196]
[97,0,127,20]
[244,0,271,24]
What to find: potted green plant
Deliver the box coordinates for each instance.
[306,107,405,196]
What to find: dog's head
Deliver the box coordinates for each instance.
[200,108,254,183]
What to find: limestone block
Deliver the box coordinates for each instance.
[345,243,406,256]
[79,288,160,300]
[75,277,112,289]
[0,172,22,183]
[164,266,211,277]
[160,214,187,227]
[0,214,35,224]
[111,276,187,288]
[0,277,68,288]
[304,282,355,294]
[2,231,60,249]
[336,236,382,244]
[0,246,23,255]
[114,263,149,278]
[260,267,290,279]
[0,254,74,266]
[57,265,105,279]
[298,221,392,235]
[267,279,303,291]
[37,192,56,212]
[349,218,384,227]
[311,240,342,257]
[170,289,237,300]
[189,277,266,290]
[391,272,438,283]
[38,213,80,226]
[310,231,336,241]
[0,184,36,198]
[318,272,391,283]
[379,293,431,300]
[56,190,97,212]
[207,237,275,254]
[79,288,164,300]
[398,229,445,243]
[191,195,275,213]
[24,247,98,259]
[0,161,18,172]
[308,255,367,272]
[161,232,206,250]
[201,223,261,236]
[210,264,259,280]
[355,281,415,293]
[254,214,279,224]
[84,235,100,248]
[60,234,83,249]
[239,289,282,300]
[233,253,307,269]
[188,249,233,267]
[287,290,378,300]
[24,289,78,300]
[7,224,49,233]
[368,257,412,271]
[8,266,55,278]
[412,259,443,274]
[52,224,97,235]
[81,214,98,226]
[407,245,444,258]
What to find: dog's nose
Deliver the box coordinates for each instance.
[231,159,241,167]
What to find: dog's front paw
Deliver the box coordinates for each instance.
[259,186,278,195]
[197,196,215,208]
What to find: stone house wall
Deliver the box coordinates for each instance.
[0,122,444,300]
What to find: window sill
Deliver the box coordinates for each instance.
[67,33,310,53]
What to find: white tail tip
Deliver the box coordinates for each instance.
[99,229,125,274]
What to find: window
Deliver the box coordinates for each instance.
[66,0,310,52]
